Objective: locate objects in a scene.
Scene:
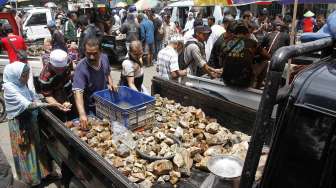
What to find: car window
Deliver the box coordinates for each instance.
[22,13,29,24]
[27,13,47,26]
[0,19,10,38]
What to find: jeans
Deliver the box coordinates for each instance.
[154,39,162,60]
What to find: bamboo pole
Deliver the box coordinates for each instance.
[286,0,299,85]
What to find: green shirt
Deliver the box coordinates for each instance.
[64,20,77,42]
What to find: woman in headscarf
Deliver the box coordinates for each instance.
[3,61,62,186]
[183,12,195,32]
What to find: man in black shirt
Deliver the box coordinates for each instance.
[148,9,163,61]
[261,21,290,56]
[208,16,236,69]
[221,22,269,88]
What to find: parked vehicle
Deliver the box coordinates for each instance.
[0,12,43,76]
[101,33,127,65]
[37,35,336,188]
[167,1,223,28]
[21,7,54,41]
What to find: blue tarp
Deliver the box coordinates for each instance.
[233,0,335,4]
[233,0,275,5]
[280,0,336,4]
[0,0,7,6]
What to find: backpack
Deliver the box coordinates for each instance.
[221,38,256,88]
[178,41,205,76]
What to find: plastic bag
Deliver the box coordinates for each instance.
[111,121,137,149]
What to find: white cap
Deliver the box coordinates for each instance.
[50,49,68,68]
[169,34,184,43]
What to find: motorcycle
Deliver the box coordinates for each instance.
[101,29,128,65]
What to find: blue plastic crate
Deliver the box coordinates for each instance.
[93,86,156,130]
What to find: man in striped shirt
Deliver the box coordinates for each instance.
[156,35,187,80]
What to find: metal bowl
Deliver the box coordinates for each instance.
[207,155,244,180]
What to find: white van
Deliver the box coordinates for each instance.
[168,1,223,27]
[22,7,54,41]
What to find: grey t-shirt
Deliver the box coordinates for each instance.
[184,38,207,76]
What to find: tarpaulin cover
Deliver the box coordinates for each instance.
[233,0,276,5]
[194,0,233,6]
[280,0,336,4]
[0,0,7,6]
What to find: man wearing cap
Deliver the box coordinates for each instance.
[221,22,269,89]
[183,18,203,43]
[184,25,221,77]
[47,20,67,52]
[39,49,73,120]
[302,10,316,33]
[156,35,186,80]
[261,21,290,56]
[0,24,27,63]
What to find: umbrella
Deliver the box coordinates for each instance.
[44,2,57,8]
[135,0,158,11]
[233,0,276,5]
[0,0,6,5]
[280,0,334,3]
[115,2,127,8]
[194,0,233,6]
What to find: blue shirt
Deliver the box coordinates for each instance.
[140,18,155,44]
[72,53,110,112]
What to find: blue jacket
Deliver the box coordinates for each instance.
[140,18,154,44]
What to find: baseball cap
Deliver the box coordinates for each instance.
[50,49,68,70]
[194,25,212,34]
[169,34,184,43]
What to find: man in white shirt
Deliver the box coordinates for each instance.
[162,14,177,46]
[205,16,225,61]
[156,35,187,80]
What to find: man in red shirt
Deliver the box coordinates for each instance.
[0,24,27,63]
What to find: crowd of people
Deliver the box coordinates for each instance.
[0,4,328,188]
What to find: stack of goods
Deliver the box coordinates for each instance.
[65,95,254,187]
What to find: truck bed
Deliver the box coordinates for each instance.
[152,76,256,135]
[39,77,259,188]
[0,55,42,77]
